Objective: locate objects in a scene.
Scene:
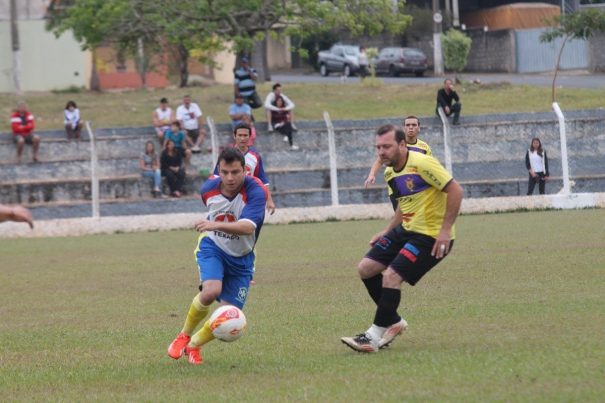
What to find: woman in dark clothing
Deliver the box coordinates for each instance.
[161,139,186,197]
[270,96,299,150]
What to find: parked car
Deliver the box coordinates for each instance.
[317,44,367,77]
[374,47,428,77]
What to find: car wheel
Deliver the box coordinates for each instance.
[415,71,425,77]
[320,64,328,77]
[343,65,351,77]
[389,65,399,77]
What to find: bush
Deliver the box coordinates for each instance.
[442,29,472,74]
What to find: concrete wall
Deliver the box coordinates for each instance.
[589,32,605,73]
[0,20,88,92]
[465,28,516,73]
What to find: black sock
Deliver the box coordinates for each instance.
[373,288,401,327]
[362,274,383,305]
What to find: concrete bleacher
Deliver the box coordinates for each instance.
[1,109,604,220]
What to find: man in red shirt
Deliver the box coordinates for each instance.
[11,102,41,163]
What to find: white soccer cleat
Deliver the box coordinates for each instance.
[378,318,408,349]
[341,333,379,353]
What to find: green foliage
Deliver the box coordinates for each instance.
[404,4,434,40]
[540,8,605,43]
[442,29,472,74]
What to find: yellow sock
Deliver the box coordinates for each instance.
[189,319,216,347]
[181,295,210,335]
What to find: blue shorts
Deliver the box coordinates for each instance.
[195,235,254,309]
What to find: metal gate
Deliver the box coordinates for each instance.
[515,28,589,73]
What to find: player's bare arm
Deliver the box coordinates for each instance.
[0,205,34,228]
[364,158,383,188]
[195,218,255,235]
[369,208,403,246]
[431,179,464,259]
[266,193,276,215]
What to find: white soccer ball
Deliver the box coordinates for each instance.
[208,305,247,342]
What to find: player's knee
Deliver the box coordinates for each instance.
[382,268,404,288]
[357,258,381,279]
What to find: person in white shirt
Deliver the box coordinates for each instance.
[264,83,296,132]
[152,97,173,144]
[64,100,82,141]
[524,137,550,195]
[176,95,206,153]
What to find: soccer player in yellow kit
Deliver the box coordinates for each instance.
[342,123,464,353]
[364,116,432,189]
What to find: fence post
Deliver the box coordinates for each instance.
[437,106,453,174]
[206,116,219,170]
[552,102,571,195]
[85,121,100,218]
[323,111,339,206]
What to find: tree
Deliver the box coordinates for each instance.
[540,8,605,102]
[48,0,165,89]
[441,29,472,80]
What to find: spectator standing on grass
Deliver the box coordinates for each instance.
[176,95,206,153]
[234,56,262,109]
[11,102,40,163]
[167,147,267,365]
[64,100,82,141]
[270,96,299,151]
[161,139,186,198]
[163,121,192,166]
[365,116,432,189]
[140,141,162,196]
[0,204,34,228]
[341,124,463,353]
[153,97,173,144]
[264,83,296,132]
[436,78,462,125]
[525,137,549,195]
[229,94,252,128]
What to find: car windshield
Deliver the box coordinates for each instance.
[344,47,359,56]
[404,49,424,57]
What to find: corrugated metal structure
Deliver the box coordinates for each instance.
[515,28,589,73]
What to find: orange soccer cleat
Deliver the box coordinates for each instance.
[167,332,191,360]
[185,346,203,365]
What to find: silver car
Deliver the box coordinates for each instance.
[374,47,428,77]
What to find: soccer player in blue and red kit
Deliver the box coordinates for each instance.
[168,147,267,365]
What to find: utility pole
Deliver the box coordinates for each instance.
[10,0,22,95]
[432,0,444,76]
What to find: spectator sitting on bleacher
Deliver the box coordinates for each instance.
[11,101,40,163]
[140,140,163,197]
[265,83,296,132]
[153,97,173,144]
[163,121,192,166]
[64,100,82,141]
[270,96,299,151]
[229,94,252,129]
[161,139,186,198]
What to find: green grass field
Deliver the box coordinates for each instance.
[1,210,604,401]
[1,81,603,132]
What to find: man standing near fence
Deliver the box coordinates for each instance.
[342,123,463,353]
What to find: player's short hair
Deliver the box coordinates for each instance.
[219,147,245,168]
[160,97,168,104]
[233,123,251,136]
[272,83,281,91]
[404,115,420,126]
[444,78,452,84]
[376,124,405,143]
[171,120,181,128]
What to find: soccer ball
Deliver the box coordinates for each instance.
[208,305,247,342]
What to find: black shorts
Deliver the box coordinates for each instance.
[13,134,34,145]
[365,225,454,286]
[186,129,199,142]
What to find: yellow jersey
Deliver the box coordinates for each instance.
[385,151,454,239]
[406,138,432,156]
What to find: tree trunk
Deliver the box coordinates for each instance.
[137,38,147,89]
[90,49,100,92]
[178,44,189,88]
[253,38,271,82]
[552,35,569,103]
